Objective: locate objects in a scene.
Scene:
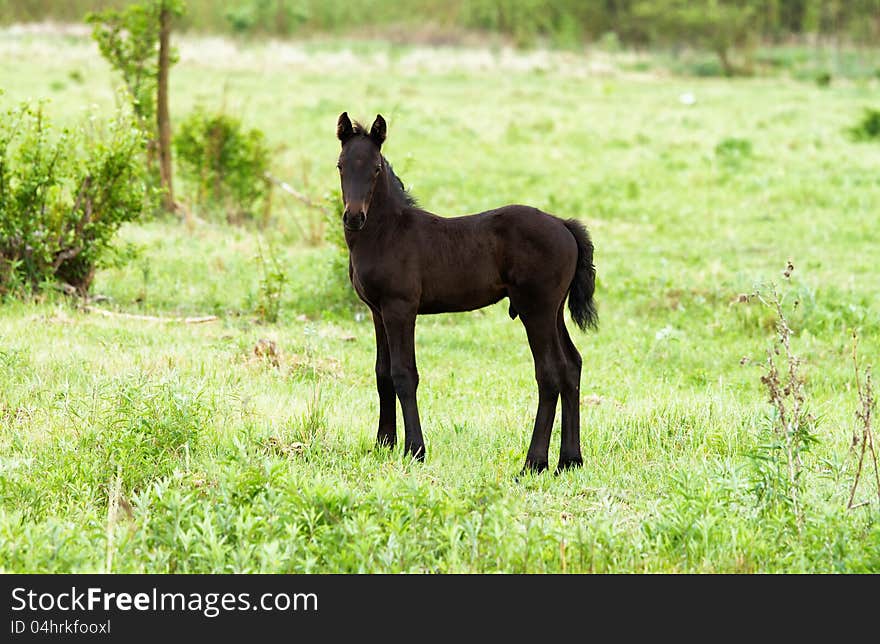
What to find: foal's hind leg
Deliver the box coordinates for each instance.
[519,309,566,473]
[556,305,584,471]
[371,308,397,448]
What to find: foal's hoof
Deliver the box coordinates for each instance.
[555,457,583,474]
[375,432,396,449]
[518,461,549,479]
[405,444,426,462]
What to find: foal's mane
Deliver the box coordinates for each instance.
[352,120,418,208]
[384,157,418,208]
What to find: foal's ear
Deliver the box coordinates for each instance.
[337,112,354,144]
[369,114,387,147]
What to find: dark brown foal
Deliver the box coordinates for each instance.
[336,112,597,472]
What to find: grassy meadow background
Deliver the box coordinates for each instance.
[1,23,880,572]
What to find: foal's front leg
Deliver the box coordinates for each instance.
[381,303,425,460]
[372,309,397,448]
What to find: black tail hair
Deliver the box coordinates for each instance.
[564,218,598,331]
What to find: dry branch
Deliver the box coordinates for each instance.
[848,333,879,510]
[264,172,332,214]
[83,305,218,324]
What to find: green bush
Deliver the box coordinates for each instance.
[0,100,146,296]
[173,107,272,221]
[223,0,309,35]
[715,136,753,165]
[849,108,880,142]
[814,70,832,87]
[633,1,757,76]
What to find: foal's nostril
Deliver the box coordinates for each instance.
[343,210,366,230]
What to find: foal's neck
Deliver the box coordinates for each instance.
[372,162,407,217]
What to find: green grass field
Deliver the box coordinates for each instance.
[2,28,880,572]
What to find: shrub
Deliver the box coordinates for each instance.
[223,0,309,35]
[632,1,757,76]
[714,137,753,166]
[814,71,832,87]
[848,108,880,142]
[173,106,272,221]
[0,100,146,296]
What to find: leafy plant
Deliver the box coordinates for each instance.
[174,106,272,221]
[750,261,819,530]
[254,240,287,323]
[293,382,327,446]
[0,101,146,295]
[848,108,880,142]
[87,4,164,132]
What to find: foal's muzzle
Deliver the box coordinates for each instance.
[343,209,366,231]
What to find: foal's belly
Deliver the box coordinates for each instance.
[416,242,506,314]
[417,286,506,315]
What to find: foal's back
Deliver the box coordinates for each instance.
[405,204,579,315]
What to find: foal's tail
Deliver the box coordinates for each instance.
[563,218,598,332]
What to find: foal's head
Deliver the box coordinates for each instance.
[336,112,387,232]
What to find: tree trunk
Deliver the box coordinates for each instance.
[157,3,174,212]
